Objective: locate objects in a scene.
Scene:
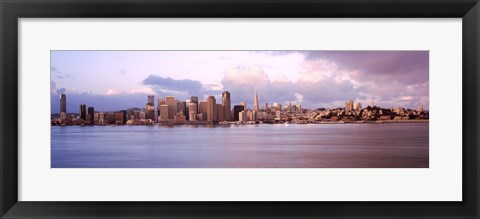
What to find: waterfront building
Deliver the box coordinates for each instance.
[239,110,247,122]
[217,104,225,122]
[189,96,199,114]
[355,102,362,111]
[247,110,253,121]
[418,103,423,113]
[189,111,197,121]
[145,105,155,120]
[273,102,282,111]
[222,91,231,121]
[166,96,175,119]
[188,102,198,120]
[207,96,217,122]
[147,95,154,106]
[276,110,281,119]
[87,107,94,122]
[253,89,259,112]
[175,100,183,114]
[115,111,127,125]
[264,102,269,112]
[79,104,86,120]
[199,101,207,114]
[233,105,245,121]
[159,104,169,121]
[182,101,188,120]
[345,100,354,113]
[60,94,67,119]
[157,98,166,116]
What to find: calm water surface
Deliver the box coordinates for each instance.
[51,123,429,168]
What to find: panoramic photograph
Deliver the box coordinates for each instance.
[50,50,429,168]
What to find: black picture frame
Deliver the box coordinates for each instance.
[1,0,479,218]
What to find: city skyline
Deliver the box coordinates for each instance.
[51,50,429,113]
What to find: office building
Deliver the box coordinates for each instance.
[159,104,169,121]
[239,111,247,122]
[418,103,423,113]
[188,102,198,121]
[207,96,217,122]
[222,91,231,121]
[87,107,94,122]
[217,104,225,122]
[345,100,354,113]
[166,96,175,119]
[355,102,362,111]
[147,95,154,106]
[60,93,66,114]
[233,105,245,121]
[79,104,86,120]
[253,89,259,112]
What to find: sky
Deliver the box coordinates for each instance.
[51,50,429,113]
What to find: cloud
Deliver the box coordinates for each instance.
[142,75,203,97]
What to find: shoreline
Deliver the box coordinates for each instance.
[51,119,429,127]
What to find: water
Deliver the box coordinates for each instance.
[51,123,429,168]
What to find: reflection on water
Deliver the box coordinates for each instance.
[51,123,429,168]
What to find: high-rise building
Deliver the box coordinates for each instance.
[175,100,183,114]
[87,107,94,122]
[166,96,175,119]
[60,94,67,119]
[157,98,166,116]
[264,102,269,112]
[60,94,66,113]
[253,89,259,112]
[207,96,217,122]
[418,103,423,113]
[182,101,188,120]
[159,104,169,121]
[188,102,198,121]
[217,104,225,122]
[199,101,207,114]
[355,102,362,111]
[273,102,281,111]
[239,111,247,122]
[79,104,86,120]
[189,96,199,115]
[222,91,231,121]
[345,100,354,113]
[115,110,127,124]
[147,95,155,106]
[190,96,199,104]
[233,105,245,121]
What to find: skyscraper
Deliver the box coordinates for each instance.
[207,96,217,122]
[418,103,424,113]
[217,104,225,122]
[60,94,67,119]
[147,95,155,106]
[87,107,94,122]
[355,102,362,111]
[159,104,169,121]
[157,98,166,117]
[233,105,245,121]
[79,104,86,120]
[222,91,231,121]
[253,89,259,112]
[166,96,175,119]
[60,94,66,113]
[345,100,354,113]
